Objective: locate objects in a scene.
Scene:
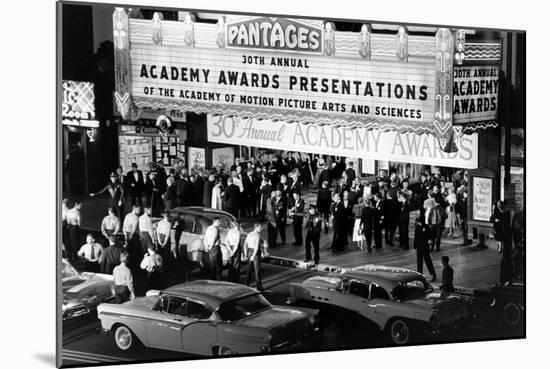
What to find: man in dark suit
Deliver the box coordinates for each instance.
[203,173,215,209]
[273,190,287,245]
[176,170,192,207]
[290,192,305,246]
[413,217,436,281]
[304,206,322,264]
[372,192,385,249]
[144,171,163,217]
[126,163,144,207]
[223,177,241,218]
[440,256,454,292]
[241,168,254,217]
[384,192,400,246]
[316,180,332,233]
[318,164,331,189]
[345,161,356,188]
[398,191,411,249]
[360,200,374,252]
[330,193,347,252]
[99,236,124,275]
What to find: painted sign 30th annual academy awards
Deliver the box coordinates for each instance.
[57,1,525,367]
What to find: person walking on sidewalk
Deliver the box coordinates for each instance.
[304,206,322,264]
[245,223,264,291]
[413,217,436,282]
[204,217,222,280]
[440,255,454,293]
[398,191,411,249]
[456,191,472,246]
[66,201,82,262]
[290,192,305,246]
[491,200,504,253]
[225,222,242,283]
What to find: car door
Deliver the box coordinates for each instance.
[364,283,392,329]
[179,298,218,355]
[146,295,190,352]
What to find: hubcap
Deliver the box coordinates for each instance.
[392,321,409,344]
[503,303,521,326]
[116,328,131,349]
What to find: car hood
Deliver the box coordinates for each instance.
[404,291,469,325]
[63,273,113,297]
[236,306,311,329]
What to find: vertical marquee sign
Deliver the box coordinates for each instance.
[113,7,135,120]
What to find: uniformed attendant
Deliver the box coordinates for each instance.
[112,252,135,303]
[225,222,242,283]
[304,206,322,265]
[372,193,385,249]
[290,192,305,246]
[90,172,125,218]
[101,207,121,242]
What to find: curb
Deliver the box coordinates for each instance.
[263,255,493,299]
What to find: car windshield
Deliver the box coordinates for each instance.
[391,278,433,301]
[216,293,271,322]
[62,261,77,278]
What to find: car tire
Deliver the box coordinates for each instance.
[387,318,411,345]
[216,346,237,356]
[502,302,523,328]
[114,325,138,351]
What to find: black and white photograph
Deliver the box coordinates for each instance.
[55,0,528,366]
[5,0,546,368]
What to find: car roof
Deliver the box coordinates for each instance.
[162,280,257,308]
[169,207,236,220]
[343,265,425,291]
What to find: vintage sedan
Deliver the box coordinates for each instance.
[490,280,525,330]
[97,280,319,355]
[62,258,114,320]
[288,265,471,345]
[156,207,267,266]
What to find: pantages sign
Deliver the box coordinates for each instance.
[207,115,478,168]
[114,9,501,152]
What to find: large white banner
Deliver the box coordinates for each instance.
[207,114,478,168]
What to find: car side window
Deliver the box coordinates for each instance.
[349,280,370,299]
[182,217,194,233]
[185,300,213,320]
[370,284,390,300]
[166,296,188,316]
[192,217,206,235]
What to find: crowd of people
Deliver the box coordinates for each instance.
[61,151,525,303]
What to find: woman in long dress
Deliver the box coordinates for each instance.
[211,178,223,210]
[352,197,366,250]
[445,187,458,237]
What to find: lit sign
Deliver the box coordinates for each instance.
[453,66,499,124]
[472,177,493,222]
[226,17,323,54]
[62,80,99,127]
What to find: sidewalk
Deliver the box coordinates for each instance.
[73,190,502,291]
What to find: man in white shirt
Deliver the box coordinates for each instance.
[66,201,82,261]
[101,207,121,241]
[204,217,222,280]
[140,245,163,290]
[244,223,264,291]
[122,205,141,260]
[112,252,135,303]
[156,212,172,262]
[78,234,103,272]
[139,207,155,254]
[225,222,242,283]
